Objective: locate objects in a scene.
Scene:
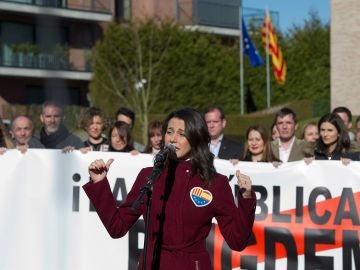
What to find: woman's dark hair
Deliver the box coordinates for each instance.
[144,120,162,153]
[108,121,134,152]
[243,124,279,162]
[162,108,216,184]
[316,113,350,154]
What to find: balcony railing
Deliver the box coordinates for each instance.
[177,0,279,31]
[0,53,91,72]
[0,0,111,14]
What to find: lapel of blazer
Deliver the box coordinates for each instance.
[218,136,228,157]
[288,137,302,162]
[271,140,280,160]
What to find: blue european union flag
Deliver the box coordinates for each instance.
[242,18,263,67]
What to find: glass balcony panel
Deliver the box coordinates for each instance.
[177,0,279,31]
[0,22,89,71]
[8,0,32,3]
[0,0,111,13]
[1,22,33,66]
[197,0,239,29]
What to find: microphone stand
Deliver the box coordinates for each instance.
[131,150,168,270]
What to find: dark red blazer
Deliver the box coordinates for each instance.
[83,160,255,270]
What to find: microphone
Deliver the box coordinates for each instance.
[154,144,176,167]
[131,144,176,213]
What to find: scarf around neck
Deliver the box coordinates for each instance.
[40,124,70,148]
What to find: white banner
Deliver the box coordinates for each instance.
[0,150,359,270]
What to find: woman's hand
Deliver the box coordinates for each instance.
[62,146,75,153]
[271,161,282,168]
[0,147,6,155]
[236,170,252,199]
[230,159,239,165]
[88,158,114,183]
[130,150,140,155]
[80,147,91,154]
[16,144,29,154]
[304,157,315,165]
[340,157,351,166]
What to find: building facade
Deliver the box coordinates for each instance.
[0,0,114,105]
[0,0,269,106]
[331,0,360,115]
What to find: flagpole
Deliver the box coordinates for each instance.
[239,0,244,115]
[265,9,271,108]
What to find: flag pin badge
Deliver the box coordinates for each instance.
[190,187,213,207]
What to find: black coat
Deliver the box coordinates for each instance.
[314,148,360,161]
[218,136,243,160]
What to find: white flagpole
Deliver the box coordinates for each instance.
[265,9,271,108]
[239,0,244,115]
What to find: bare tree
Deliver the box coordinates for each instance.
[90,20,174,144]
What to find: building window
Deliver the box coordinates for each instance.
[115,0,131,21]
[25,86,45,104]
[0,22,34,66]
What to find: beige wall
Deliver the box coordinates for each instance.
[132,0,176,21]
[331,0,360,115]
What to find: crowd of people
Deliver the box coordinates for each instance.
[0,101,149,155]
[2,102,360,269]
[203,104,360,165]
[1,101,360,164]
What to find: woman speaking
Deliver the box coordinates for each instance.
[84,108,256,270]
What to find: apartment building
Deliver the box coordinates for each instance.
[0,0,266,106]
[0,0,115,105]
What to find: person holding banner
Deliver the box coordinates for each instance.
[231,124,281,166]
[271,107,309,162]
[10,115,44,153]
[115,106,145,152]
[84,108,255,270]
[305,113,360,163]
[108,121,139,155]
[39,101,83,151]
[79,107,109,153]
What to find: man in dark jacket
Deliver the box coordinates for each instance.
[204,105,243,160]
[39,101,83,150]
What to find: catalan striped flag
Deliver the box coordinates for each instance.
[261,10,286,84]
